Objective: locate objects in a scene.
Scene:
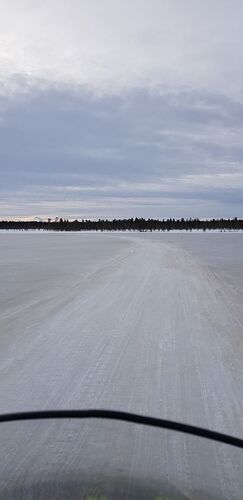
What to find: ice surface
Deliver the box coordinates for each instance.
[0,232,243,499]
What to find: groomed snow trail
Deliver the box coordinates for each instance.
[0,233,242,499]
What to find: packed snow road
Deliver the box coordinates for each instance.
[0,232,242,499]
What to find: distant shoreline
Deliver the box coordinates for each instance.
[0,218,242,232]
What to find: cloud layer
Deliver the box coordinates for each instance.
[0,1,242,219]
[1,89,242,219]
[1,0,243,97]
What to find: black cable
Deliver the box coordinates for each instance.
[0,409,242,449]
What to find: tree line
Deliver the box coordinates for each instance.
[0,217,242,232]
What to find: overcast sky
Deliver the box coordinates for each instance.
[0,0,243,220]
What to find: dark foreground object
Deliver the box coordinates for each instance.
[1,409,243,499]
[1,408,243,449]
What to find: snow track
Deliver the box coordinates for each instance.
[0,233,242,499]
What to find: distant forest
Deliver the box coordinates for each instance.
[0,217,242,232]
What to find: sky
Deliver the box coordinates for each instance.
[0,0,243,220]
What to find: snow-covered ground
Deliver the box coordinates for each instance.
[0,232,242,499]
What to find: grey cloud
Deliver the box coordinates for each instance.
[0,87,242,218]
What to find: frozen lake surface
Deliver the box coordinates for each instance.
[0,232,243,499]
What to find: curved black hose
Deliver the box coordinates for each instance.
[0,409,243,449]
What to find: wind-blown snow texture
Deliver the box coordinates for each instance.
[0,233,242,499]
